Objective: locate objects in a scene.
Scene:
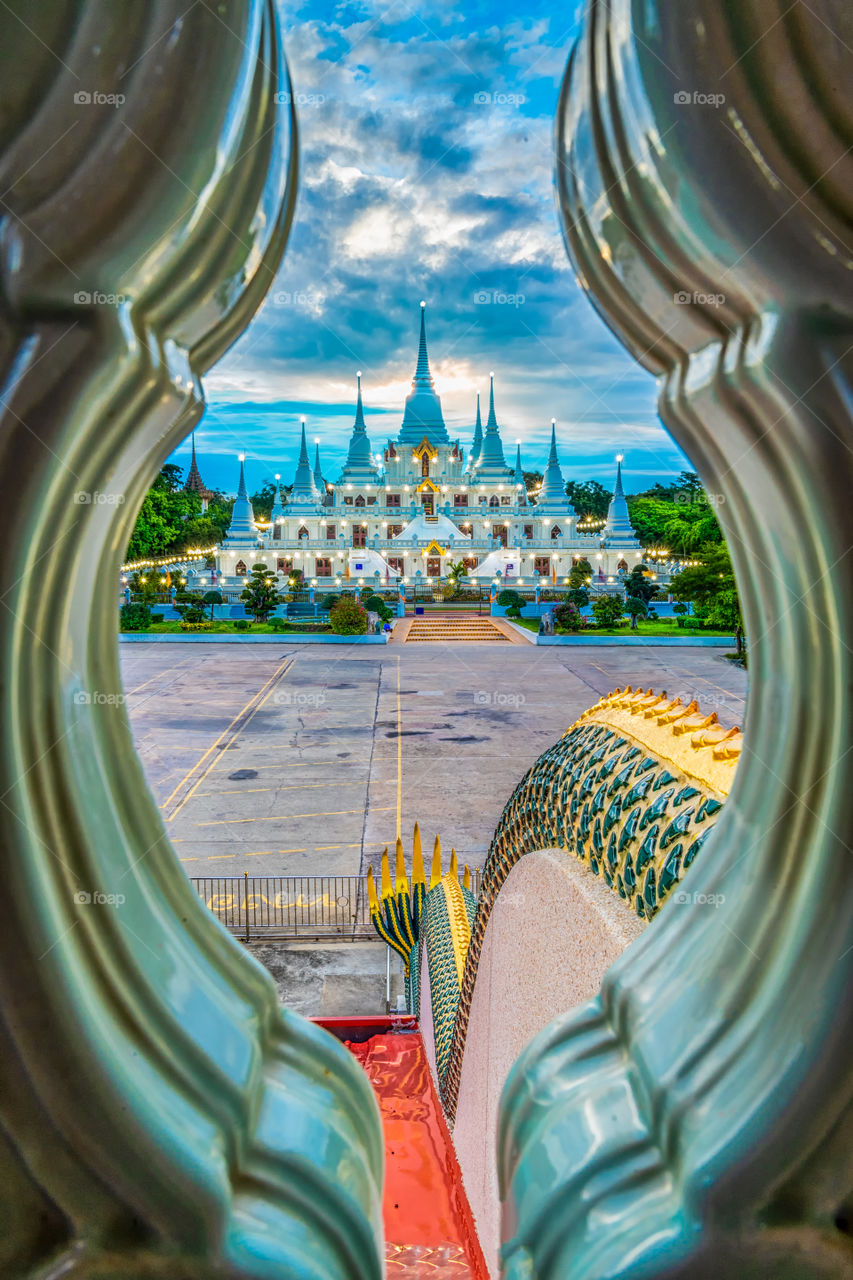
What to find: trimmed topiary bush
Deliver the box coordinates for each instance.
[233,618,251,631]
[179,621,212,632]
[363,593,392,621]
[120,602,153,630]
[330,596,368,635]
[496,588,523,609]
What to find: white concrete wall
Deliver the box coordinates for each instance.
[451,851,644,1277]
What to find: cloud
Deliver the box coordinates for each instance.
[179,1,690,493]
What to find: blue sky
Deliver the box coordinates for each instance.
[177,0,690,496]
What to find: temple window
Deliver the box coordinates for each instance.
[388,524,403,537]
[501,496,511,505]
[551,525,562,539]
[421,454,430,477]
[453,493,468,507]
[235,560,248,576]
[325,524,336,540]
[315,557,331,576]
[354,495,366,507]
[489,495,499,507]
[523,524,534,539]
[276,557,292,573]
[297,526,309,540]
[534,556,551,575]
[386,493,401,507]
[344,496,353,505]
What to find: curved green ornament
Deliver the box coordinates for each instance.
[0,4,383,1277]
[500,2,853,1277]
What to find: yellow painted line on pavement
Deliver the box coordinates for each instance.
[193,781,364,798]
[179,841,362,863]
[163,656,294,821]
[126,655,196,696]
[210,760,364,773]
[194,806,394,827]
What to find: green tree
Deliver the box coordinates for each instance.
[119,602,152,631]
[522,470,543,496]
[566,586,589,609]
[592,595,625,629]
[203,590,223,621]
[568,558,593,588]
[153,463,185,492]
[624,595,648,630]
[241,563,284,623]
[625,564,657,604]
[565,480,611,521]
[669,543,745,654]
[250,482,277,522]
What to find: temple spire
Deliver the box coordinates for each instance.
[603,453,635,543]
[224,453,256,542]
[289,420,323,506]
[476,372,508,475]
[269,473,285,534]
[414,300,432,386]
[513,441,526,497]
[313,440,326,495]
[340,372,380,483]
[534,419,574,515]
[184,431,212,508]
[398,301,448,445]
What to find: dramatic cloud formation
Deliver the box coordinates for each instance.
[181,0,691,495]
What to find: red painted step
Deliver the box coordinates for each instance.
[322,1020,488,1278]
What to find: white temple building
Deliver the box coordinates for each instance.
[205,304,643,594]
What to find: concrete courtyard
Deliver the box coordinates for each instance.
[122,640,748,879]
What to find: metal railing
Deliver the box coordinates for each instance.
[192,871,482,942]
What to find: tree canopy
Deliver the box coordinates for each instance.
[125,465,234,561]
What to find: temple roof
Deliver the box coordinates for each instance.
[340,373,380,483]
[288,423,324,507]
[398,303,449,446]
[472,375,510,478]
[534,420,575,515]
[223,456,256,543]
[603,455,637,544]
[184,432,213,499]
[466,395,483,473]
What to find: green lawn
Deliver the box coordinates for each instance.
[509,616,731,637]
[122,619,332,635]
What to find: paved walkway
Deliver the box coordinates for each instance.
[123,642,748,879]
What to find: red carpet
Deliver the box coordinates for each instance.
[347,1031,488,1278]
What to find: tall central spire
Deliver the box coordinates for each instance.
[603,453,635,543]
[414,300,433,386]
[398,301,449,445]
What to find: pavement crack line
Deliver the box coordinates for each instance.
[358,658,388,879]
